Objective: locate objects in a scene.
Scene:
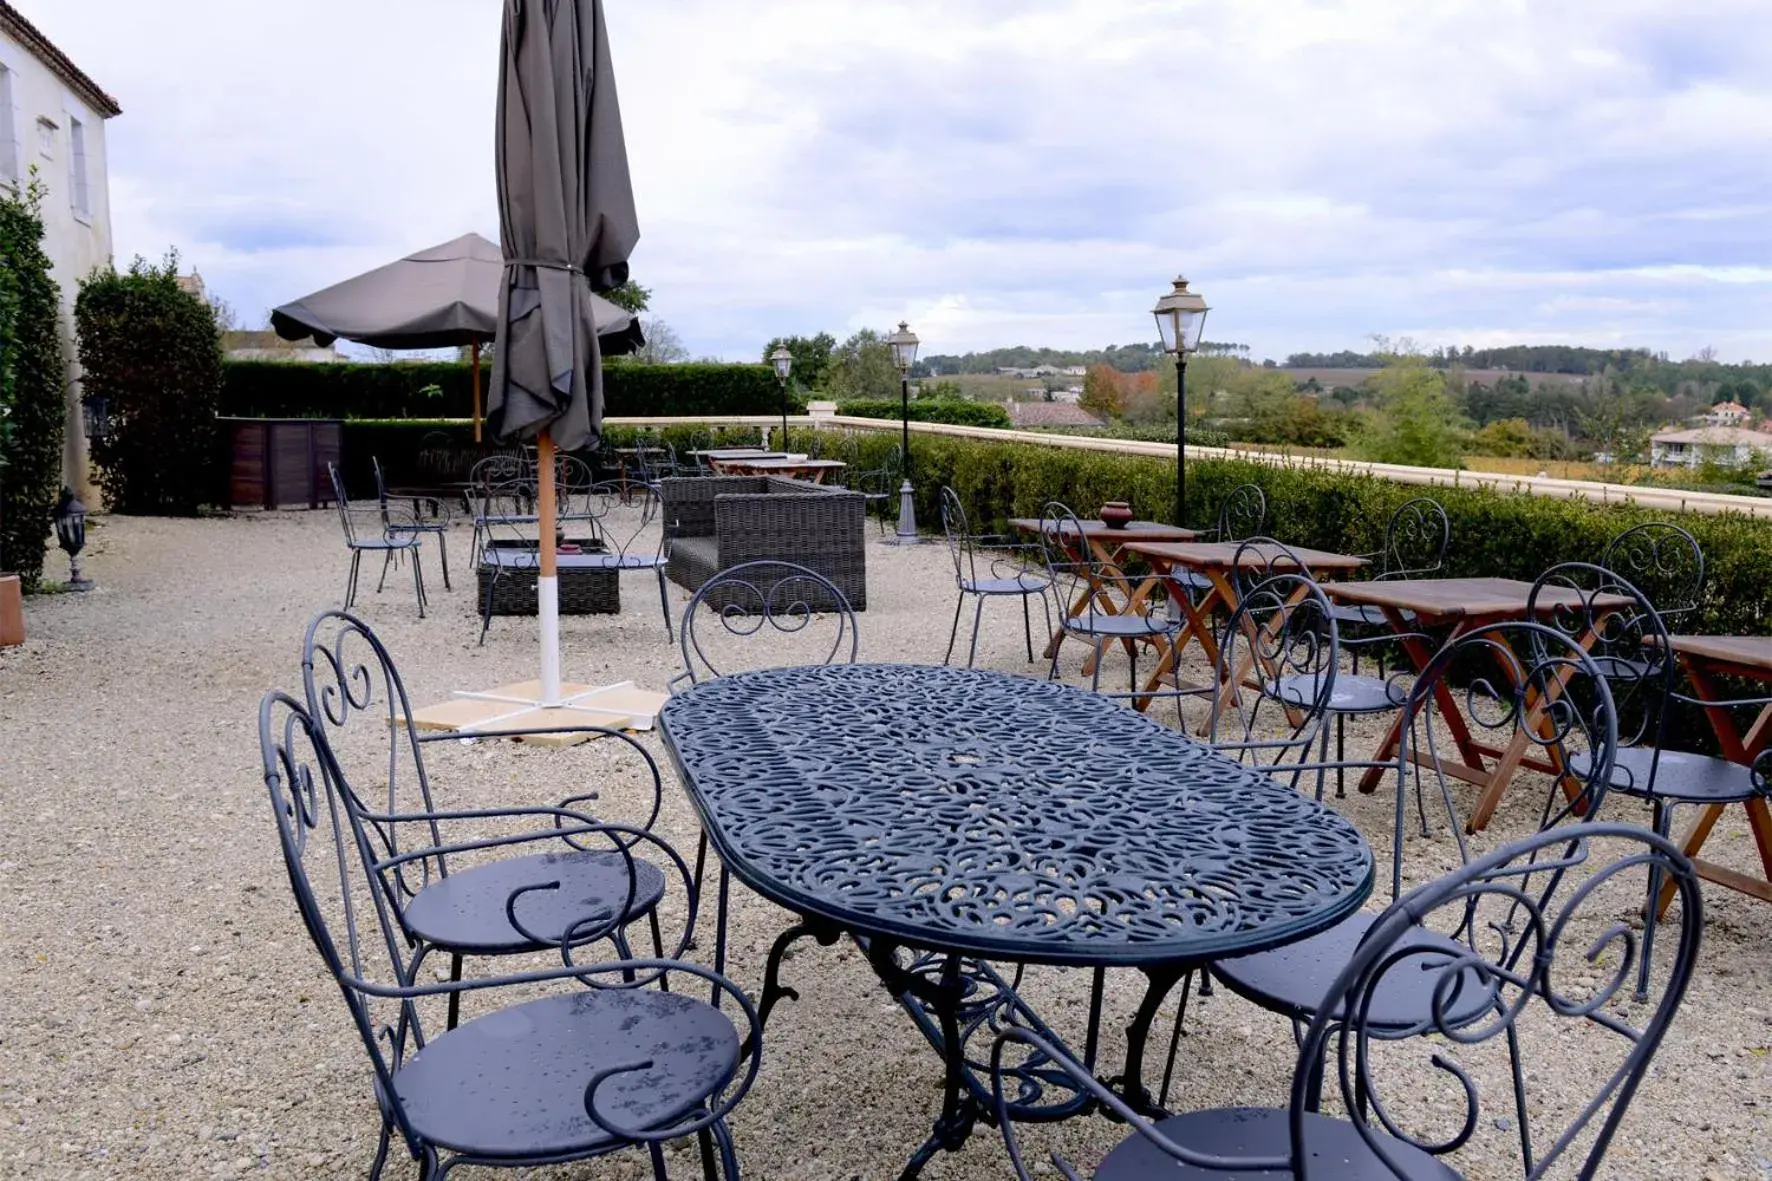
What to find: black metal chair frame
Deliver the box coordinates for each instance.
[260,684,762,1180]
[329,463,426,618]
[849,441,901,535]
[1037,501,1181,693]
[1600,521,1705,632]
[992,821,1701,1181]
[938,485,1053,667]
[1171,482,1269,599]
[374,455,453,591]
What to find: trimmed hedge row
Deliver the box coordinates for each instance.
[837,398,1012,429]
[220,359,800,420]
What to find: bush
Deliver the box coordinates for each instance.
[220,359,796,420]
[0,181,66,588]
[78,255,223,515]
[838,398,1012,428]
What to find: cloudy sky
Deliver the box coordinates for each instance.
[43,0,1772,362]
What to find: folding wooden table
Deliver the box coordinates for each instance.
[1118,539,1368,712]
[1321,577,1632,830]
[1006,519,1196,666]
[1657,634,1772,907]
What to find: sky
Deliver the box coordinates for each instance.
[39,0,1772,363]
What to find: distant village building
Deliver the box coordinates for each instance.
[1006,402,1104,429]
[2,1,122,498]
[222,329,347,364]
[1650,426,1772,468]
[1702,400,1752,428]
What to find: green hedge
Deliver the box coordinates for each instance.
[823,432,1772,637]
[0,182,65,588]
[220,360,799,420]
[838,398,1012,429]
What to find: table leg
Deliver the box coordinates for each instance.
[749,917,843,1052]
[864,943,979,1180]
[1463,625,1596,833]
[1136,575,1222,714]
[1357,615,1481,793]
[1110,964,1188,1116]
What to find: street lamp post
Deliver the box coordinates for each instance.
[53,487,93,591]
[885,320,922,545]
[770,344,794,449]
[1152,276,1209,527]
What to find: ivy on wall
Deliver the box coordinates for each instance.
[0,178,68,590]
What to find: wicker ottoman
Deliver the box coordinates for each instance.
[477,551,620,616]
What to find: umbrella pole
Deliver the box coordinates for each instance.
[536,430,562,707]
[471,341,483,444]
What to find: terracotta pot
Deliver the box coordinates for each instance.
[0,574,23,647]
[1099,501,1134,529]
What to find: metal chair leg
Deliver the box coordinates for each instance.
[943,592,965,665]
[412,547,427,619]
[1021,593,1035,662]
[437,531,451,591]
[445,953,463,1029]
[377,549,393,594]
[656,567,674,641]
[345,550,362,609]
[966,595,986,668]
[1638,799,1671,1002]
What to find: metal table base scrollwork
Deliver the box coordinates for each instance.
[659,664,1374,1178]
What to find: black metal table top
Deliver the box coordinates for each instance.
[659,664,1374,968]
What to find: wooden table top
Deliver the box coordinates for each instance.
[1323,576,1632,622]
[1007,518,1197,541]
[1660,634,1772,672]
[688,448,786,460]
[716,457,846,470]
[1119,540,1369,572]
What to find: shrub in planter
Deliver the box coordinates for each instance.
[78,255,224,515]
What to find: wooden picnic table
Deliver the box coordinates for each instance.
[1119,540,1369,713]
[1322,577,1634,829]
[706,456,847,483]
[1656,634,1772,907]
[1006,519,1197,667]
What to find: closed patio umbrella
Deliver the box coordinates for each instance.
[269,231,642,440]
[489,0,639,706]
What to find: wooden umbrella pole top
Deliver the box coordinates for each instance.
[537,431,558,577]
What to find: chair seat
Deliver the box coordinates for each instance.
[1094,1107,1459,1180]
[1329,602,1414,629]
[963,574,1049,595]
[1213,912,1494,1032]
[1574,746,1762,804]
[403,850,667,955]
[1171,570,1213,594]
[351,537,420,551]
[1062,613,1177,639]
[1272,672,1407,715]
[394,988,740,1160]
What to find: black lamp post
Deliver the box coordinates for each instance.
[770,344,794,449]
[884,320,922,544]
[1152,276,1209,527]
[53,487,93,591]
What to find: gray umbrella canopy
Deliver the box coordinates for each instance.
[489,0,639,451]
[271,231,642,355]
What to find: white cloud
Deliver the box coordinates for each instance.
[39,0,1772,362]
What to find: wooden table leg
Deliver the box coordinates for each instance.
[1357,615,1482,794]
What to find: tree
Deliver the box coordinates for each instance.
[603,279,651,314]
[1470,417,1535,457]
[1349,358,1470,468]
[1080,365,1126,419]
[762,332,835,391]
[632,317,689,363]
[823,329,900,400]
[0,176,66,588]
[78,253,224,515]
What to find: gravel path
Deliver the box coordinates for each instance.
[2,508,1769,1180]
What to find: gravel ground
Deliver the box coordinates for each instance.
[2,507,1770,1180]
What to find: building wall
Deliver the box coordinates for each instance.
[0,32,114,499]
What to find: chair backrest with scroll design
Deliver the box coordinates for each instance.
[675,559,859,689]
[1600,522,1705,632]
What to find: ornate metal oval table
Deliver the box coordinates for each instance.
[658,663,1373,1178]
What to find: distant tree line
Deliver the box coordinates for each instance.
[915,341,1251,378]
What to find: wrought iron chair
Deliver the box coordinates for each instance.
[1038,501,1181,693]
[1600,521,1705,631]
[992,822,1701,1180]
[1527,560,1765,997]
[302,610,682,1030]
[672,560,860,963]
[848,441,902,534]
[467,452,533,569]
[939,485,1053,667]
[259,687,761,1180]
[1187,621,1621,1112]
[328,463,426,618]
[1335,496,1451,642]
[1171,482,1268,598]
[374,456,453,591]
[577,481,676,639]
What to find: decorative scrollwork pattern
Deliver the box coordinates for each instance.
[661,664,1374,965]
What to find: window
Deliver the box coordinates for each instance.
[69,116,90,219]
[0,66,16,183]
[37,116,54,158]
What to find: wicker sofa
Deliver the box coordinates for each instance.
[660,476,867,611]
